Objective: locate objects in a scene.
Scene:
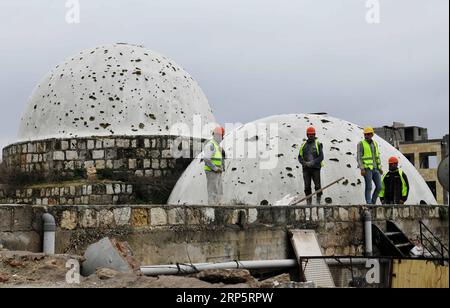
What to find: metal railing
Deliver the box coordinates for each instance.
[419,220,449,260]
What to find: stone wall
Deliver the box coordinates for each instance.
[0,182,133,206]
[2,135,201,182]
[0,204,447,265]
[1,135,203,203]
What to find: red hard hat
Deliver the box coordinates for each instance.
[388,156,399,164]
[213,126,225,136]
[306,127,316,134]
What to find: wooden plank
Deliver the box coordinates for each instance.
[289,229,335,288]
[391,259,449,288]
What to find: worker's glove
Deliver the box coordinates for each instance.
[379,169,384,175]
[360,169,366,176]
[215,167,222,173]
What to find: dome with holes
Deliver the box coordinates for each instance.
[18,43,215,141]
[168,114,437,205]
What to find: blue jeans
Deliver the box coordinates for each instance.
[363,168,382,204]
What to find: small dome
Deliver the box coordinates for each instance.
[168,114,437,205]
[18,44,215,141]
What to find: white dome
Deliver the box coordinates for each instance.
[18,44,215,141]
[168,114,437,205]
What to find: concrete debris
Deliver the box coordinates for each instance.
[81,237,138,276]
[96,268,120,280]
[192,269,256,285]
[0,272,10,283]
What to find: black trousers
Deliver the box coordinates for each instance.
[303,168,322,201]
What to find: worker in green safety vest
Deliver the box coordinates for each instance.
[357,127,383,204]
[298,126,324,205]
[203,126,225,205]
[380,156,410,205]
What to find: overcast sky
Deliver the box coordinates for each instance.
[0,0,448,151]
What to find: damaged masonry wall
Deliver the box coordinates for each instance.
[0,204,447,265]
[169,114,438,206]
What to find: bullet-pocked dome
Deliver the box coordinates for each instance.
[168,114,437,205]
[18,43,215,141]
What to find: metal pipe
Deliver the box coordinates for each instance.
[140,259,298,276]
[140,258,373,276]
[364,210,373,256]
[42,213,56,255]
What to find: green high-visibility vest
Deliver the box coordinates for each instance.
[204,139,223,172]
[380,169,408,199]
[361,139,381,170]
[299,139,324,167]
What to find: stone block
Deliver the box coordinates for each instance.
[105,149,117,160]
[201,208,215,223]
[248,208,258,224]
[53,151,65,160]
[167,208,185,225]
[95,160,105,169]
[61,211,77,230]
[132,208,149,228]
[0,209,12,231]
[150,208,167,226]
[87,140,95,149]
[66,151,78,160]
[151,159,160,169]
[103,139,115,148]
[116,139,130,148]
[339,208,349,221]
[128,159,137,169]
[92,150,104,159]
[113,207,131,226]
[80,209,97,228]
[61,141,69,150]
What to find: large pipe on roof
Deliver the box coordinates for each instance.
[42,213,56,255]
[140,259,298,276]
[140,258,371,276]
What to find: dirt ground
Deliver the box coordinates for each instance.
[0,251,291,288]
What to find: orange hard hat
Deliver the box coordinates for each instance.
[306,126,316,134]
[388,156,399,164]
[213,126,225,136]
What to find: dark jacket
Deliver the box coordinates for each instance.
[298,139,324,170]
[380,169,410,204]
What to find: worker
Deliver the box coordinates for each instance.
[357,127,383,204]
[203,126,225,205]
[380,156,410,205]
[298,126,324,205]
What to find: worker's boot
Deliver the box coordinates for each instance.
[316,196,321,205]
